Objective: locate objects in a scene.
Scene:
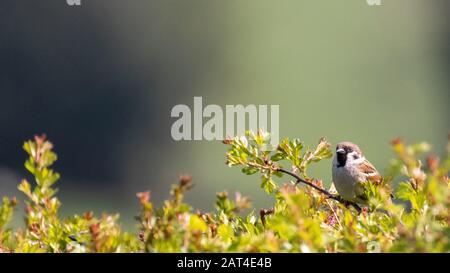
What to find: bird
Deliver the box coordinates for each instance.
[331,141,383,204]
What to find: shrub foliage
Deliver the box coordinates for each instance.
[0,132,448,252]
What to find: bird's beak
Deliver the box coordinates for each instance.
[336,148,345,154]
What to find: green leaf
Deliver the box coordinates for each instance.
[217,224,234,241]
[395,181,415,201]
[189,215,208,233]
[408,142,431,155]
[261,175,277,195]
[24,159,35,175]
[241,166,259,175]
[18,180,32,198]
[270,152,285,162]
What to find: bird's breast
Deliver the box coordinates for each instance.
[332,165,357,201]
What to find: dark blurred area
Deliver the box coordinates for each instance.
[0,4,139,183]
[0,0,223,184]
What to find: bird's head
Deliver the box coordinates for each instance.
[335,141,363,167]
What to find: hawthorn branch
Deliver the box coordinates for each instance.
[276,168,361,213]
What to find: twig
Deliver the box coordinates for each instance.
[276,168,361,213]
[260,208,275,226]
[325,199,342,229]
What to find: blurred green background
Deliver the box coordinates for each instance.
[0,0,448,228]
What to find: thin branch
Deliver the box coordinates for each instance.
[325,199,342,229]
[260,208,275,226]
[276,168,361,213]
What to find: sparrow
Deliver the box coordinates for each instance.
[332,142,383,204]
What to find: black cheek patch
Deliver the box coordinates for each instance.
[353,154,359,160]
[337,153,347,167]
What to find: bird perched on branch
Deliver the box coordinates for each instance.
[332,142,383,204]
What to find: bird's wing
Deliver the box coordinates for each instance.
[359,160,383,185]
[354,182,369,203]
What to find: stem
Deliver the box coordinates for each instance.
[325,199,342,229]
[260,208,275,226]
[276,168,361,213]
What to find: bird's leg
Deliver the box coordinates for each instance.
[351,203,362,213]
